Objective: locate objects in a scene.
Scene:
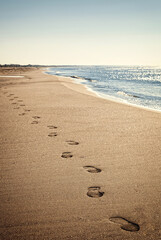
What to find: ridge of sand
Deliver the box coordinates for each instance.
[0,68,161,240]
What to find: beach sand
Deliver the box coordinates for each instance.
[0,67,161,240]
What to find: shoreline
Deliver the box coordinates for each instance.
[0,67,161,240]
[45,70,161,114]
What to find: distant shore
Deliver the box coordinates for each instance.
[0,67,161,240]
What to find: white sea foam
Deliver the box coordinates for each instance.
[117,91,129,97]
[85,85,161,113]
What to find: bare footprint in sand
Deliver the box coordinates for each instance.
[32,116,40,119]
[31,120,38,124]
[83,166,101,173]
[20,104,25,106]
[19,113,25,116]
[48,132,57,137]
[66,140,79,145]
[109,217,140,232]
[47,125,57,129]
[12,103,17,105]
[24,109,31,112]
[61,152,73,158]
[87,186,104,198]
[18,100,23,102]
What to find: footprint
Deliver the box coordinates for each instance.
[48,132,57,137]
[32,116,40,119]
[61,152,73,158]
[12,102,17,105]
[18,100,23,102]
[9,99,14,101]
[31,120,38,124]
[83,166,101,173]
[47,125,57,129]
[66,140,79,145]
[14,97,18,99]
[20,104,25,106]
[24,109,31,112]
[19,113,25,116]
[87,186,104,198]
[109,217,140,232]
[14,107,20,109]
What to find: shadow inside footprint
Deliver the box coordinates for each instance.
[32,116,40,119]
[24,109,31,112]
[47,125,57,129]
[61,152,73,158]
[66,140,79,145]
[83,166,101,173]
[19,113,25,116]
[31,120,38,124]
[87,186,104,198]
[48,132,57,137]
[109,217,140,232]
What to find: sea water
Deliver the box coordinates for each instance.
[46,66,161,112]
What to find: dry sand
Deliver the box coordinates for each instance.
[0,67,161,240]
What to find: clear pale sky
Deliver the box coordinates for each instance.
[0,0,161,65]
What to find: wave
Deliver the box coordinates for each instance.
[117,91,140,98]
[70,75,97,82]
[70,75,82,79]
[47,66,161,111]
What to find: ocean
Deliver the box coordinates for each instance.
[46,66,161,112]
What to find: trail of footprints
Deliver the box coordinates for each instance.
[2,90,30,115]
[1,86,140,233]
[48,124,139,232]
[1,88,33,119]
[31,116,41,124]
[47,125,58,137]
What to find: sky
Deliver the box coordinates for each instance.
[0,0,161,65]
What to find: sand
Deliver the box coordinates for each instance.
[0,67,161,240]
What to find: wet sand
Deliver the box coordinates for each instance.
[0,67,161,240]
